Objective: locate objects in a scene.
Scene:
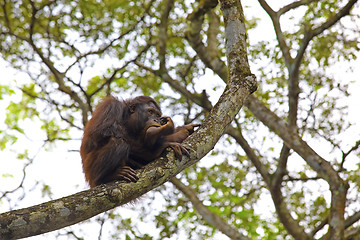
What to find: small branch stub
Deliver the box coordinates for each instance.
[244,74,257,94]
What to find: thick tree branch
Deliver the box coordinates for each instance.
[219,0,257,93]
[0,165,172,239]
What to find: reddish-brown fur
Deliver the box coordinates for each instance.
[80,96,199,187]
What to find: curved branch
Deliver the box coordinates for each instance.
[257,0,293,69]
[171,177,251,240]
[225,127,271,184]
[278,0,319,16]
[311,217,328,237]
[311,0,358,38]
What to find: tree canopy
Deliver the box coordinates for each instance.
[0,0,359,239]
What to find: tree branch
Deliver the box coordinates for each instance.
[311,0,358,38]
[345,211,360,229]
[271,145,290,189]
[257,0,293,69]
[171,177,251,240]
[340,139,360,170]
[278,0,319,16]
[225,126,271,184]
[186,0,228,81]
[219,0,257,93]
